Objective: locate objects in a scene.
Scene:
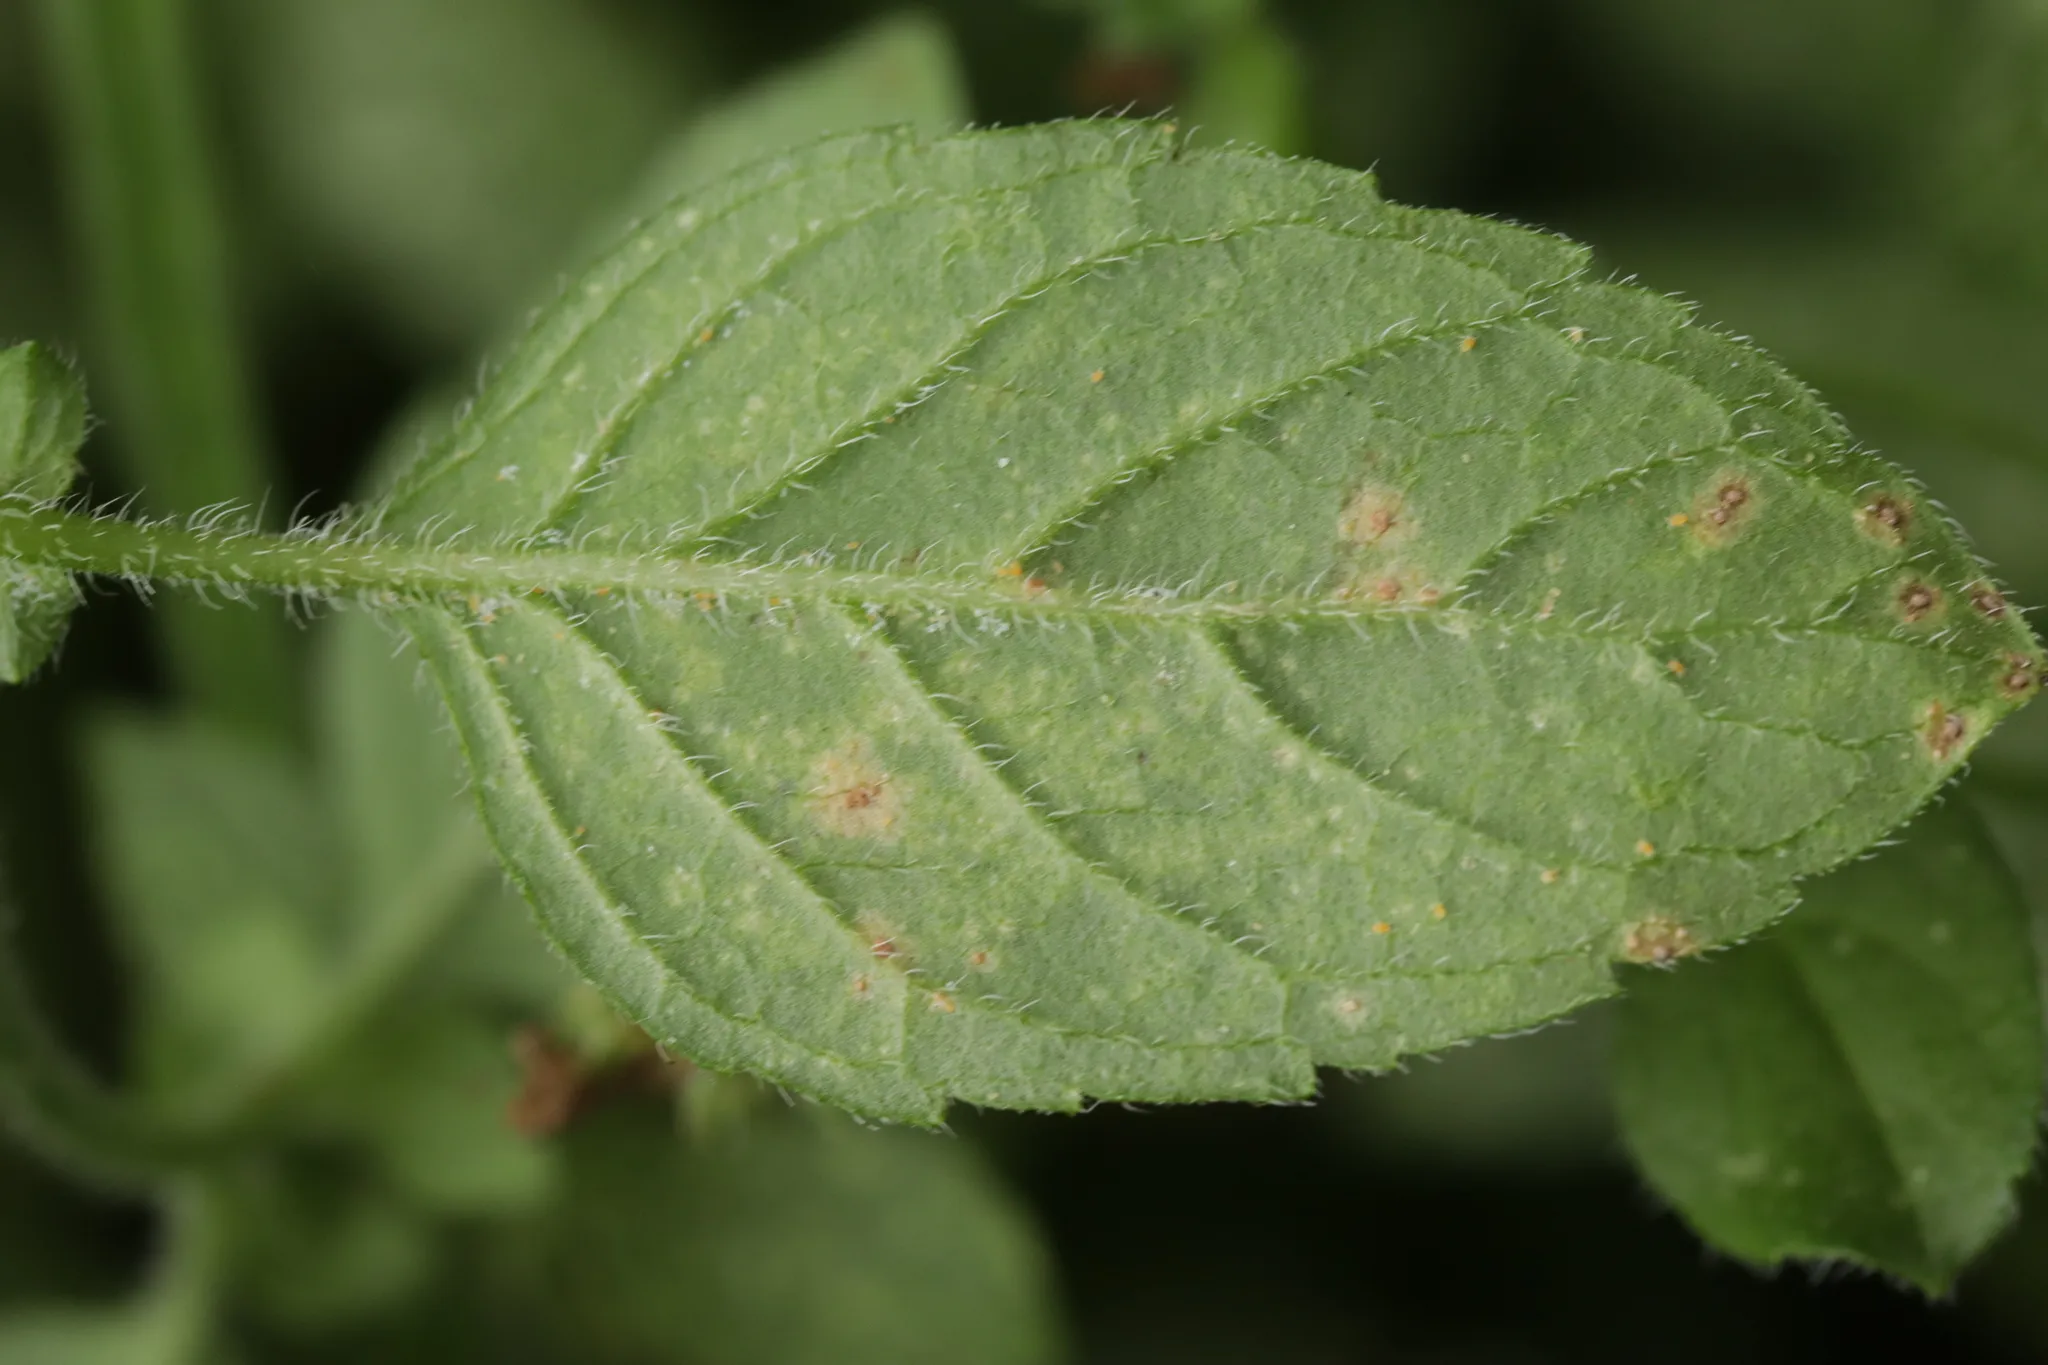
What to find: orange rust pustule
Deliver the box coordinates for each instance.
[1924,703,1968,761]
[1857,494,1913,547]
[1895,579,1943,624]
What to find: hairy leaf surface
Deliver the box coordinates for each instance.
[368,123,2044,1120]
[1612,801,2043,1292]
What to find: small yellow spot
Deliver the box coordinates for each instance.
[1430,902,1448,920]
[1536,587,1561,621]
[1540,868,1561,885]
[1089,368,1105,384]
[1336,995,1364,1015]
[1459,336,1478,353]
[594,585,611,597]
[1666,659,1686,677]
[1667,512,1689,527]
[997,561,1025,578]
[1635,840,1657,858]
[490,654,509,666]
[851,973,872,999]
[968,950,992,969]
[844,541,862,551]
[928,991,957,1014]
[697,327,715,343]
[1372,921,1392,936]
[572,826,587,838]
[1566,326,1587,344]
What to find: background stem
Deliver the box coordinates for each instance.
[33,0,296,746]
[0,908,197,1192]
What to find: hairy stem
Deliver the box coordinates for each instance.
[0,502,1420,624]
[34,0,297,744]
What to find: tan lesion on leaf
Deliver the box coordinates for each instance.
[1968,583,2009,621]
[1620,915,1698,965]
[1922,702,1967,762]
[1688,471,1758,546]
[1856,494,1913,548]
[1893,577,1945,625]
[1999,654,2041,700]
[807,739,905,841]
[855,912,914,968]
[1338,483,1411,551]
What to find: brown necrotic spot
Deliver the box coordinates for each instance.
[1923,703,1967,761]
[808,740,905,840]
[1690,472,1757,546]
[1856,494,1912,547]
[1999,655,2041,700]
[1621,916,1697,965]
[1970,583,2009,620]
[1895,578,1943,624]
[856,913,913,968]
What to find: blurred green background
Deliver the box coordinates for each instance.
[5,1,2048,1361]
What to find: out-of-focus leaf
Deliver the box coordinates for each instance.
[1180,13,1305,153]
[0,342,84,682]
[543,1104,1064,1365]
[86,715,339,1123]
[627,12,969,215]
[286,1006,555,1218]
[234,0,703,352]
[216,1155,433,1333]
[1612,801,2044,1293]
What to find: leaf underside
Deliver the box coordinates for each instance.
[366,122,2042,1121]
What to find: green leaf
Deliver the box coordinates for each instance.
[286,1004,556,1217]
[85,611,527,1128]
[625,12,969,216]
[0,342,84,683]
[86,713,341,1120]
[1610,800,2044,1292]
[365,122,2041,1121]
[540,1104,1063,1365]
